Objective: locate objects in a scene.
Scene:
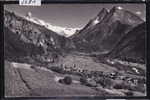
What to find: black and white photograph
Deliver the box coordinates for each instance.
[4,4,146,97]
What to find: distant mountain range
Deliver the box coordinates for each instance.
[4,6,146,63]
[25,12,80,37]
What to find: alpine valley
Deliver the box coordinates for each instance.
[4,6,146,97]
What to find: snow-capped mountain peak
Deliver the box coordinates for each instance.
[25,12,80,37]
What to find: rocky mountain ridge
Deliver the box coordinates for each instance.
[70,6,145,63]
[71,6,144,52]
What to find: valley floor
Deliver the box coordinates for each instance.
[4,52,146,97]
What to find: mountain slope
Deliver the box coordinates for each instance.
[108,22,146,63]
[71,6,144,52]
[4,10,71,60]
[71,8,109,39]
[4,26,44,59]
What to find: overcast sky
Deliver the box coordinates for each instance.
[5,4,146,28]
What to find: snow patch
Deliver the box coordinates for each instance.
[93,17,100,25]
[136,11,142,15]
[117,6,123,10]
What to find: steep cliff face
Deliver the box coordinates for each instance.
[71,7,144,52]
[71,8,109,39]
[4,10,72,59]
[108,22,146,63]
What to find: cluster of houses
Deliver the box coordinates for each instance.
[50,63,145,89]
